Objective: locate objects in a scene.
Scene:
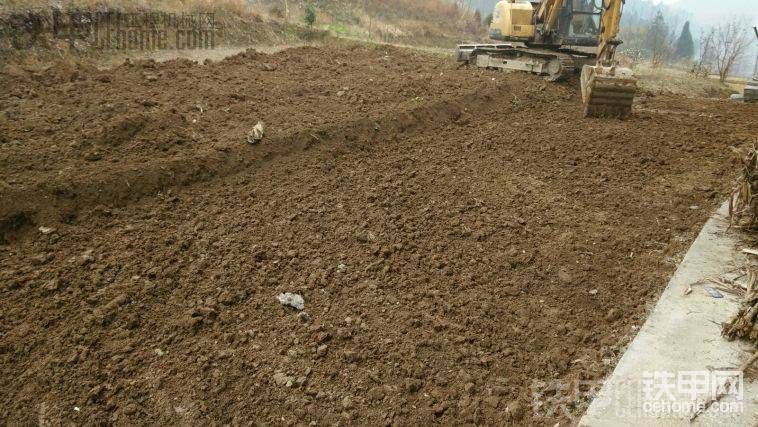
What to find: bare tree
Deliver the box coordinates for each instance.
[692,28,716,77]
[713,18,752,82]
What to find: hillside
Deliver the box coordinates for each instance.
[0,0,485,63]
[257,0,485,46]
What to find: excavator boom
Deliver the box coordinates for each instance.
[539,0,565,35]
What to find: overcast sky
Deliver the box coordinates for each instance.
[650,0,756,28]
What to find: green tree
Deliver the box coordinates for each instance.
[673,21,695,61]
[304,4,316,28]
[484,13,493,27]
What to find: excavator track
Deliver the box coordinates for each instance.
[456,43,596,81]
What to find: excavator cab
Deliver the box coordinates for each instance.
[489,0,600,48]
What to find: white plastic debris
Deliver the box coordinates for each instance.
[39,226,56,235]
[704,286,724,299]
[247,121,265,144]
[277,292,304,310]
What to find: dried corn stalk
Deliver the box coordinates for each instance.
[728,144,758,231]
[722,268,758,343]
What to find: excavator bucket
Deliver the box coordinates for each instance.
[580,65,637,119]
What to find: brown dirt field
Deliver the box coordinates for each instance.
[0,43,756,425]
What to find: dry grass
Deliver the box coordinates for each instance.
[365,0,462,21]
[1,0,483,47]
[289,0,482,45]
[0,0,312,69]
[634,64,737,98]
[0,0,482,70]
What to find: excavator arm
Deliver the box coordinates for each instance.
[596,0,623,64]
[580,0,637,118]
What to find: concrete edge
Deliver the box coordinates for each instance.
[579,202,756,426]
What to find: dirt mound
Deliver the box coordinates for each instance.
[0,43,757,425]
[0,42,523,228]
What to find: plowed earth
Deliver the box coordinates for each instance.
[1,44,756,425]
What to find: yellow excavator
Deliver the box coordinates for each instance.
[456,0,636,118]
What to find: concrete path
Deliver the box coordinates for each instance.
[580,204,757,426]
